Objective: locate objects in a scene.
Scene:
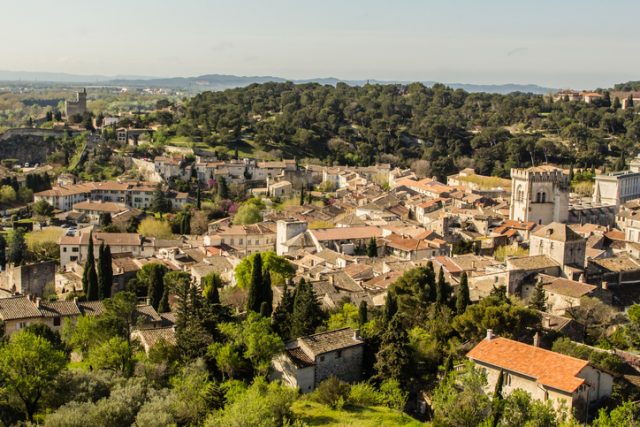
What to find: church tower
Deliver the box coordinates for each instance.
[509,165,569,225]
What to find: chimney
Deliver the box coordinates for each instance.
[353,329,361,341]
[35,297,41,308]
[146,297,151,305]
[533,331,541,347]
[486,329,494,341]
[543,316,551,328]
[602,281,609,291]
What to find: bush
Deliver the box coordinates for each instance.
[379,379,408,411]
[348,382,383,406]
[311,376,351,409]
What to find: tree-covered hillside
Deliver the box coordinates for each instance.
[173,82,640,179]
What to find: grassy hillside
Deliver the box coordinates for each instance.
[291,400,425,427]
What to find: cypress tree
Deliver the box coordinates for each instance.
[366,237,377,258]
[436,267,448,306]
[82,233,99,300]
[299,185,305,206]
[158,286,170,313]
[259,301,269,317]
[456,271,470,314]
[202,272,221,305]
[96,243,113,300]
[196,185,201,210]
[180,212,191,235]
[627,94,634,108]
[383,291,398,324]
[491,370,505,427]
[246,253,264,313]
[358,300,368,326]
[290,278,324,338]
[217,176,229,199]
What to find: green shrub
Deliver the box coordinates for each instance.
[348,382,383,406]
[311,376,351,409]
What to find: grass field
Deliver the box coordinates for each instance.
[25,227,64,248]
[291,401,425,427]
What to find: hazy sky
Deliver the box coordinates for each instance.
[2,0,639,88]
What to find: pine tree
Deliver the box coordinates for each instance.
[366,237,377,258]
[529,282,548,311]
[456,271,470,314]
[374,314,410,381]
[383,291,398,324]
[290,278,324,338]
[97,243,113,300]
[151,184,169,213]
[246,253,264,313]
[358,300,368,325]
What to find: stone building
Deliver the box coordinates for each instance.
[467,332,613,420]
[510,166,569,225]
[529,222,586,274]
[65,88,87,118]
[0,261,56,297]
[593,170,640,208]
[271,328,364,393]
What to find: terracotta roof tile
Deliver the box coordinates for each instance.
[467,337,588,393]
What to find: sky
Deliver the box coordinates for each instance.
[2,0,639,89]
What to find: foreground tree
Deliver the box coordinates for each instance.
[375,314,411,381]
[82,234,99,301]
[529,281,548,311]
[0,330,67,421]
[290,278,324,338]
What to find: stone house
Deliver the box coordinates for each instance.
[0,261,56,297]
[467,332,613,420]
[271,328,364,393]
[529,223,586,275]
[59,229,153,266]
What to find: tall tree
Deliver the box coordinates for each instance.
[7,228,27,266]
[383,291,398,324]
[196,185,202,210]
[99,212,112,227]
[456,271,471,314]
[82,233,99,300]
[217,176,229,199]
[97,243,113,300]
[247,253,264,313]
[262,270,273,317]
[374,314,411,381]
[299,184,305,206]
[366,237,377,258]
[0,331,67,421]
[529,282,548,311]
[290,278,324,338]
[436,267,449,306]
[272,283,295,339]
[491,369,505,427]
[151,184,170,213]
[358,300,368,326]
[202,272,222,305]
[137,263,169,310]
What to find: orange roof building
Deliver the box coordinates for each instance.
[466,334,613,418]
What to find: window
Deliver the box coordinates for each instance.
[53,317,61,326]
[239,239,243,245]
[504,372,511,386]
[70,256,77,261]
[320,356,325,362]
[16,321,27,330]
[72,247,79,252]
[63,247,67,253]
[336,350,342,359]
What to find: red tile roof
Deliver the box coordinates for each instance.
[467,337,588,393]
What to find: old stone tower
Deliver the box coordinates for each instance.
[65,88,87,118]
[509,165,569,225]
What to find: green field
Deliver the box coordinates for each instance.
[291,401,425,427]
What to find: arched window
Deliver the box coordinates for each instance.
[540,192,546,203]
[516,185,523,202]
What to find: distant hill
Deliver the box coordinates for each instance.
[0,70,556,94]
